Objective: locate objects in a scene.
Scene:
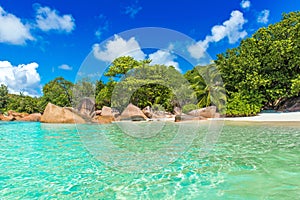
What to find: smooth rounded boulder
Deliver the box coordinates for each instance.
[41,103,86,123]
[118,103,148,121]
[188,106,217,118]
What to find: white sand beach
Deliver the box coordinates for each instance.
[222,112,300,122]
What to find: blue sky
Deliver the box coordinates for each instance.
[0,0,299,96]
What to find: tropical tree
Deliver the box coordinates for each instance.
[215,11,300,115]
[291,75,300,96]
[184,64,226,111]
[72,78,95,107]
[7,94,42,114]
[95,80,105,95]
[0,84,8,112]
[130,83,175,112]
[40,77,74,109]
[111,64,192,112]
[105,56,151,78]
[95,80,116,109]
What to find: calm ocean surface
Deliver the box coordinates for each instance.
[0,121,299,199]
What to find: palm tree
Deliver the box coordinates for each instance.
[190,64,226,111]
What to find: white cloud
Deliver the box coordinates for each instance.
[187,40,210,61]
[92,36,181,71]
[95,14,109,40]
[123,0,142,19]
[93,35,146,62]
[58,64,72,70]
[188,10,247,59]
[35,5,75,33]
[148,50,180,72]
[0,6,33,45]
[240,0,251,9]
[257,10,270,24]
[0,61,41,96]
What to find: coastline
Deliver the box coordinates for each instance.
[219,112,300,122]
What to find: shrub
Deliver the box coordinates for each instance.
[225,92,262,117]
[182,104,198,114]
[291,75,300,96]
[152,103,165,111]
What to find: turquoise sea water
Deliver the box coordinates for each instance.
[0,121,299,199]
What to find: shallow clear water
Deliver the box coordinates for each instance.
[0,121,299,199]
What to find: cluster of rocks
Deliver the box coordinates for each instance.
[175,106,220,122]
[89,103,220,124]
[0,111,41,122]
[0,97,220,124]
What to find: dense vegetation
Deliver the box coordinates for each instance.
[0,11,299,116]
[215,11,300,116]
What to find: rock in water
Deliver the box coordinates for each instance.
[119,103,148,121]
[41,103,86,123]
[0,114,14,121]
[19,113,42,122]
[7,110,29,120]
[95,116,115,124]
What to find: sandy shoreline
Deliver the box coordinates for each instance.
[219,112,300,122]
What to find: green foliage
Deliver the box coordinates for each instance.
[215,11,300,115]
[225,92,262,117]
[130,84,174,112]
[41,77,73,109]
[95,80,116,109]
[105,56,150,78]
[0,84,8,112]
[7,94,42,114]
[72,78,95,107]
[182,104,198,114]
[291,75,300,96]
[185,64,226,111]
[111,63,191,112]
[96,56,155,110]
[0,84,44,114]
[152,103,165,112]
[95,80,105,95]
[2,12,299,117]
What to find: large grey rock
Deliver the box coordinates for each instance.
[278,96,300,112]
[287,102,300,112]
[77,97,95,117]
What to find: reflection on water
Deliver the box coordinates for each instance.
[0,121,299,199]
